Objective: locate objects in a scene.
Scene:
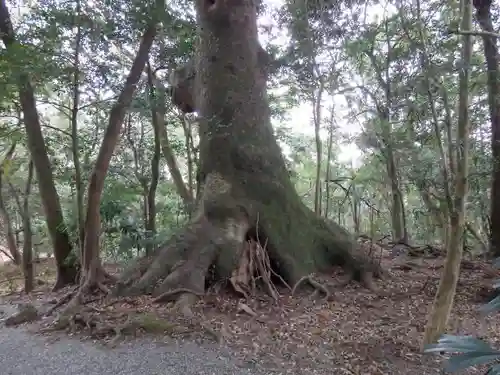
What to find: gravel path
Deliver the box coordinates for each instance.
[0,326,264,375]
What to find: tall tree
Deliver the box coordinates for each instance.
[422,0,472,346]
[472,0,500,257]
[22,160,34,293]
[9,161,35,292]
[0,0,78,288]
[70,0,85,255]
[0,142,21,265]
[115,0,382,311]
[77,22,159,294]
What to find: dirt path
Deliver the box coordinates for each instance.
[0,325,268,375]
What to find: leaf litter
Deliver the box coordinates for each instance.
[1,250,499,375]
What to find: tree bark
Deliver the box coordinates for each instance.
[149,58,194,212]
[115,0,381,307]
[180,116,196,202]
[0,0,78,288]
[145,62,162,254]
[70,0,85,257]
[364,31,408,243]
[157,117,194,211]
[313,80,324,216]
[80,23,158,289]
[22,161,34,293]
[324,108,335,218]
[473,0,500,257]
[381,112,407,243]
[422,0,472,346]
[411,0,455,248]
[0,143,21,265]
[9,161,35,292]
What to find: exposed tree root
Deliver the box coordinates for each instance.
[227,215,290,299]
[41,299,225,346]
[45,285,79,316]
[115,205,251,316]
[110,172,385,313]
[113,215,382,308]
[358,270,378,292]
[292,274,330,300]
[344,240,386,292]
[153,288,205,303]
[113,247,161,296]
[44,263,117,332]
[115,218,219,298]
[338,269,379,292]
[230,238,287,300]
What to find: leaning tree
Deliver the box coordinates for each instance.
[115,0,382,312]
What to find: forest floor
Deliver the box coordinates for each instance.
[0,249,498,375]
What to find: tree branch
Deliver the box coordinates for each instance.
[449,29,500,39]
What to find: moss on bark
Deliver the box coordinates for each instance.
[114,0,381,308]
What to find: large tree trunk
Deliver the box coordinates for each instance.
[473,0,500,257]
[0,0,78,288]
[115,0,381,309]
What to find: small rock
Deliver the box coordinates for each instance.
[3,303,40,327]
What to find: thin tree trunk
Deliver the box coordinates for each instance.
[411,0,454,248]
[422,0,472,346]
[365,20,407,243]
[313,80,324,216]
[384,16,407,243]
[124,114,149,253]
[145,62,161,254]
[9,161,35,292]
[352,184,361,235]
[324,108,335,218]
[71,0,85,256]
[385,147,406,241]
[0,143,21,265]
[148,67,194,212]
[180,116,195,200]
[81,23,158,288]
[0,0,77,288]
[22,161,34,293]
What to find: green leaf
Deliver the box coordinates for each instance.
[480,294,500,314]
[424,335,496,354]
[445,352,500,373]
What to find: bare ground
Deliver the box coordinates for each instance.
[0,250,498,375]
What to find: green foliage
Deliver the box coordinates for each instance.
[425,335,500,373]
[0,0,494,270]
